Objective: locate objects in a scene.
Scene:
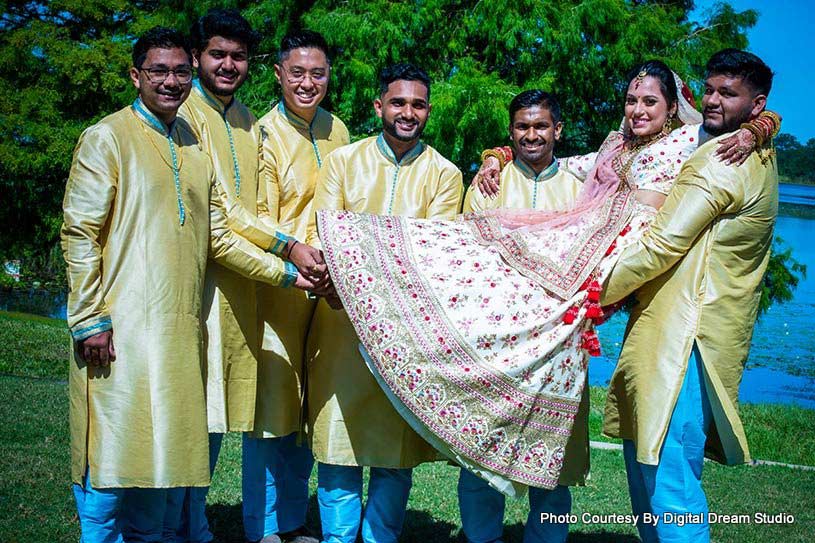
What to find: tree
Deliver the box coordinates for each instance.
[0,0,805,309]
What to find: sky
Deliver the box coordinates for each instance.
[692,0,815,142]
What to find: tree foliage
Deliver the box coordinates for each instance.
[1,0,804,309]
[774,133,815,184]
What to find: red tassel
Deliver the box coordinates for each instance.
[563,305,579,324]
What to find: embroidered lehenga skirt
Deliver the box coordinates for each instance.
[316,191,657,496]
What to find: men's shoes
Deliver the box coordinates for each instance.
[280,526,319,543]
[253,535,283,543]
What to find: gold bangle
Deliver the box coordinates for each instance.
[759,110,782,139]
[480,149,507,170]
[740,122,765,148]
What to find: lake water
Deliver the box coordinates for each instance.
[2,185,814,407]
[592,183,815,408]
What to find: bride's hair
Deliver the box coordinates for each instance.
[625,60,678,108]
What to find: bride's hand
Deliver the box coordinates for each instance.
[473,156,501,199]
[715,128,756,166]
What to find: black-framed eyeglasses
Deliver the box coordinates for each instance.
[281,65,328,85]
[139,67,193,84]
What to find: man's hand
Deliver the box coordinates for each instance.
[715,128,756,166]
[287,240,327,278]
[79,330,116,367]
[474,155,502,199]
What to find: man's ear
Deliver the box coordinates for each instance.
[129,67,141,90]
[192,49,200,69]
[751,94,768,118]
[373,97,383,119]
[554,121,563,141]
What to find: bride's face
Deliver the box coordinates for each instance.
[624,75,676,137]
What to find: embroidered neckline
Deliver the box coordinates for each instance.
[132,98,186,225]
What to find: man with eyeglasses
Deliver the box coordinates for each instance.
[62,27,317,542]
[243,29,349,543]
[162,11,328,543]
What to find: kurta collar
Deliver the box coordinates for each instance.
[278,100,316,131]
[193,79,234,115]
[132,98,175,136]
[514,156,559,182]
[375,132,425,166]
[698,124,714,146]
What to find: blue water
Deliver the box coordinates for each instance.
[591,183,815,408]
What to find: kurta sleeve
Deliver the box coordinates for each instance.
[462,183,491,213]
[257,125,297,256]
[306,151,345,248]
[426,168,463,220]
[61,126,117,340]
[209,179,298,287]
[601,160,744,305]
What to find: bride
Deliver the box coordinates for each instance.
[313,60,776,497]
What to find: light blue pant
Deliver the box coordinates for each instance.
[73,470,167,543]
[624,344,713,543]
[457,469,571,543]
[317,463,413,543]
[242,432,314,541]
[164,432,223,543]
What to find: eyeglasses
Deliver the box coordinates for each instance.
[281,65,328,85]
[139,67,193,84]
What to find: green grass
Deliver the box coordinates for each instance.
[1,311,814,542]
[589,387,815,467]
[0,310,69,380]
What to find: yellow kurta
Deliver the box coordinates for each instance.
[463,157,588,486]
[601,132,778,466]
[463,158,581,213]
[251,102,350,437]
[180,81,293,433]
[63,101,294,489]
[306,134,464,467]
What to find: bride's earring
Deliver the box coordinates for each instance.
[662,113,675,135]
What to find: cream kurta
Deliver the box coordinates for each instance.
[250,102,350,438]
[180,81,294,433]
[63,102,294,489]
[463,158,581,213]
[306,134,463,467]
[601,132,778,466]
[463,158,588,486]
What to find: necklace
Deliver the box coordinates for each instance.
[132,100,186,226]
[612,132,665,184]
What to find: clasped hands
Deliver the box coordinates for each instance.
[286,240,343,309]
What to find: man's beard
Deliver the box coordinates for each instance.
[703,105,753,137]
[200,69,243,97]
[382,117,424,142]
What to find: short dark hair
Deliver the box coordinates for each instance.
[132,27,191,69]
[625,59,678,108]
[706,48,773,96]
[379,63,431,99]
[190,9,260,55]
[509,90,562,125]
[278,29,330,63]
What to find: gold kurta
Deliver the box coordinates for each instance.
[306,134,464,467]
[601,132,778,466]
[463,157,588,486]
[463,158,581,213]
[251,102,350,437]
[180,81,293,433]
[63,102,294,489]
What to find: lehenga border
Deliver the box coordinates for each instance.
[464,188,634,300]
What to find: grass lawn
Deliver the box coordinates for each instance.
[1,310,814,542]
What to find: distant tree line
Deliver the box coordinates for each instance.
[775,133,815,185]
